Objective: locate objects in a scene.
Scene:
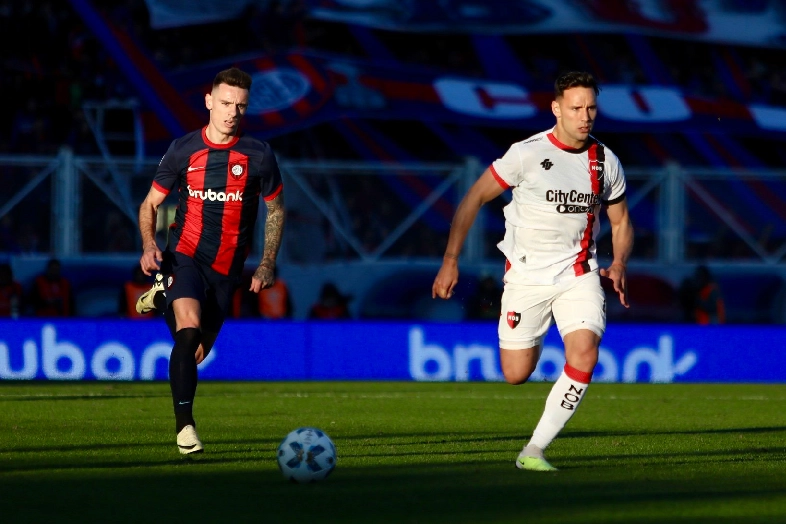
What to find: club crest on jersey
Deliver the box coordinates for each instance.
[589,159,604,179]
[231,164,244,179]
[506,311,521,329]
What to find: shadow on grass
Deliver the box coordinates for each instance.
[2,394,170,401]
[561,426,786,438]
[4,424,785,458]
[2,461,786,524]
[3,430,785,484]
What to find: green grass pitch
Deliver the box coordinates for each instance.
[2,381,785,523]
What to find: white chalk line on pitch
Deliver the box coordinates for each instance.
[246,392,782,401]
[0,391,781,401]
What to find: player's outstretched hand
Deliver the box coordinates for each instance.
[432,262,459,300]
[250,264,275,293]
[600,262,629,308]
[139,246,162,276]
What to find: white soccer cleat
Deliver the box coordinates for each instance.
[136,272,165,314]
[176,425,203,455]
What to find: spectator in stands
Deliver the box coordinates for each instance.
[30,258,73,317]
[690,265,726,325]
[119,265,156,319]
[677,272,697,323]
[309,282,351,320]
[0,263,24,318]
[257,266,293,319]
[465,274,502,321]
[230,267,292,319]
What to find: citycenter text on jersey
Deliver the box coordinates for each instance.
[546,189,600,208]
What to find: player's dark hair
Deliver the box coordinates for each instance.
[213,67,252,90]
[554,71,600,98]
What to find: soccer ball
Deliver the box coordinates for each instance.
[276,427,337,483]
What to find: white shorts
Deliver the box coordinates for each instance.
[498,269,606,350]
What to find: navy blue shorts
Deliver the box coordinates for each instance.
[162,251,240,333]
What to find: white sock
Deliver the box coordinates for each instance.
[524,363,592,454]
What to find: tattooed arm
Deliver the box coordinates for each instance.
[250,192,285,293]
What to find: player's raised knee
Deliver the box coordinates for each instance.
[502,367,535,385]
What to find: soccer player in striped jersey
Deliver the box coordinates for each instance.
[432,71,634,471]
[137,67,285,454]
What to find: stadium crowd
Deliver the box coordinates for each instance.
[4,0,786,159]
[2,0,786,321]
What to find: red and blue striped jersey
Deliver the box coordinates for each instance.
[152,127,283,277]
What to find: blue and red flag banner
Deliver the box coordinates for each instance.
[144,0,786,49]
[164,50,786,143]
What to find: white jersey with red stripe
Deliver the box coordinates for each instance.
[490,128,627,285]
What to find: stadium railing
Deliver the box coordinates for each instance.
[2,150,786,322]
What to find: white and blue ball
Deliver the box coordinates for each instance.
[277,427,337,483]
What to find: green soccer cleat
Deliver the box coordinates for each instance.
[515,454,558,472]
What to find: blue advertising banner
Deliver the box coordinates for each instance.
[0,320,781,383]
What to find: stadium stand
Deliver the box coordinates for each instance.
[716,273,786,324]
[2,0,786,322]
[604,273,680,324]
[359,270,481,321]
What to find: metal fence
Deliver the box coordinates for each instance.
[2,149,786,267]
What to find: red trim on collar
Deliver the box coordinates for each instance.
[202,126,240,149]
[547,132,592,153]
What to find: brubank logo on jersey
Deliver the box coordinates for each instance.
[546,189,600,214]
[187,185,243,202]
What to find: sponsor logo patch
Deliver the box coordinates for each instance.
[556,204,594,214]
[589,159,604,179]
[540,159,554,170]
[187,185,243,202]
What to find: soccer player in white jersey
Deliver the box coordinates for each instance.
[432,71,634,471]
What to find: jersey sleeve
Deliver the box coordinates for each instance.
[490,143,524,189]
[151,140,180,195]
[261,146,283,201]
[603,153,627,203]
